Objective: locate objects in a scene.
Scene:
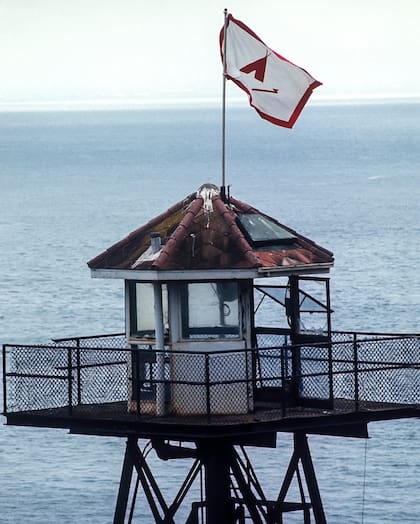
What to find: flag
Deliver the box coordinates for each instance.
[220,14,321,128]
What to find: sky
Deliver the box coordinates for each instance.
[1,0,420,109]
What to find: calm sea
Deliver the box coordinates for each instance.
[0,102,419,523]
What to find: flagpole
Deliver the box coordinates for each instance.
[221,8,228,201]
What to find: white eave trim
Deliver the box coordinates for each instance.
[89,262,333,282]
[90,268,259,281]
[257,262,333,277]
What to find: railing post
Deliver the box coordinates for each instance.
[67,347,73,415]
[328,341,334,404]
[244,348,251,412]
[2,344,7,415]
[205,353,211,420]
[76,338,81,405]
[135,350,141,416]
[291,344,301,403]
[281,344,286,417]
[353,334,360,411]
[156,350,166,417]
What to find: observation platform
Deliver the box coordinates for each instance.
[6,398,418,441]
[3,330,419,441]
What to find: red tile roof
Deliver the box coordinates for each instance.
[87,184,334,273]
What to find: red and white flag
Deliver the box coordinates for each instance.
[220,14,321,128]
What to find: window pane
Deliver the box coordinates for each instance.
[183,282,239,338]
[132,283,168,337]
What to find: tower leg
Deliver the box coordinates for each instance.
[198,440,235,524]
[113,435,327,524]
[276,432,327,524]
[113,438,135,524]
[296,433,326,524]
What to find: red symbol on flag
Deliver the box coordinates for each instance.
[252,88,279,94]
[240,55,268,83]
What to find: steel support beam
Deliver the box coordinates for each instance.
[113,434,327,524]
[128,438,171,522]
[276,432,326,524]
[296,433,326,524]
[198,440,235,524]
[113,438,135,524]
[230,450,265,524]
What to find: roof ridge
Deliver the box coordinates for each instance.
[151,194,204,269]
[212,196,261,268]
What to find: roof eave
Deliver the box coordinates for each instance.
[90,268,260,281]
[257,262,333,277]
[90,262,333,282]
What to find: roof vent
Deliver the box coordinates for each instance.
[131,232,162,268]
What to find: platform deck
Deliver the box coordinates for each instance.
[5,399,418,440]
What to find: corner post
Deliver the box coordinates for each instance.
[289,276,302,401]
[153,282,166,416]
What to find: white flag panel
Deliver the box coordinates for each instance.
[220,14,321,128]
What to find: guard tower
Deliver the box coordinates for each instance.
[88,183,334,420]
[3,184,419,523]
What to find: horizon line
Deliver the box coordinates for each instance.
[1,93,420,112]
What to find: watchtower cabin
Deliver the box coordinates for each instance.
[3,183,419,524]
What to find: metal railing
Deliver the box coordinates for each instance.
[3,331,419,419]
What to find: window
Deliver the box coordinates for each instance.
[129,282,168,338]
[181,282,240,338]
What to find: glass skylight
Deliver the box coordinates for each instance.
[238,213,296,244]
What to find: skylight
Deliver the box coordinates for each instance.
[237,213,297,245]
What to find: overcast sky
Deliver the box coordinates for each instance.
[1,0,420,109]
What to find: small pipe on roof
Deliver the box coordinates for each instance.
[220,184,231,204]
[190,234,196,258]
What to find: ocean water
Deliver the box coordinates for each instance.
[0,102,419,523]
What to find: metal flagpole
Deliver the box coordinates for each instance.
[221,8,228,201]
